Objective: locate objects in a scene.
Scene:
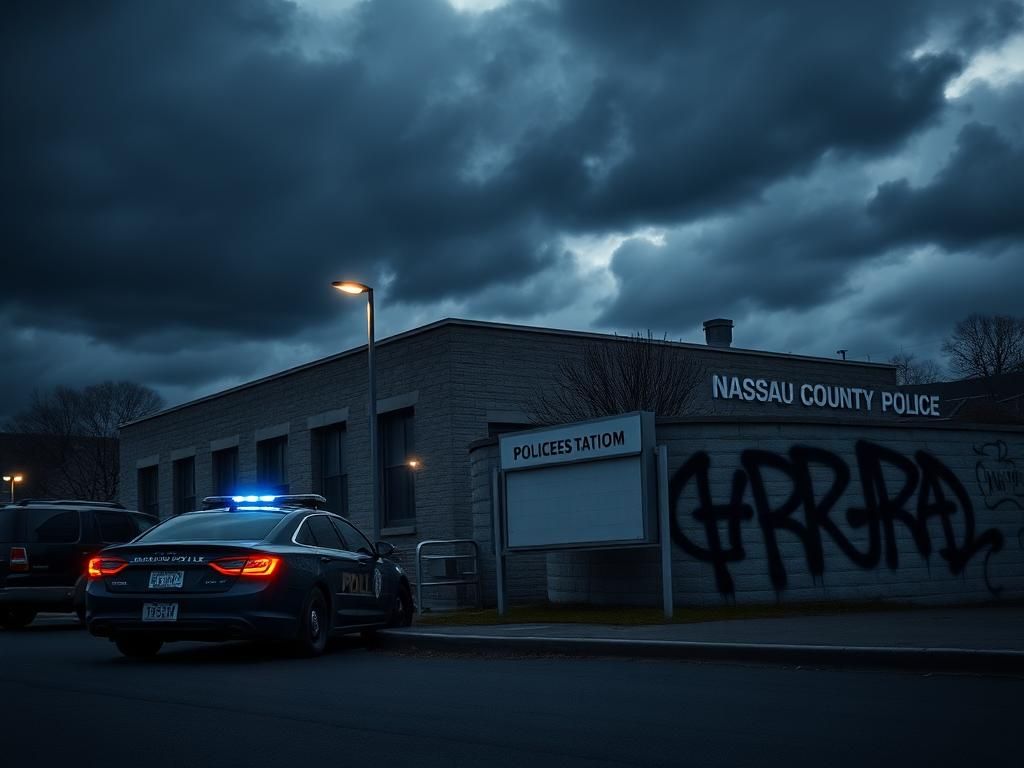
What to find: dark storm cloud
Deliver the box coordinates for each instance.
[599,198,882,333]
[1,0,1022,418]
[868,122,1024,248]
[1,1,983,335]
[600,111,1024,338]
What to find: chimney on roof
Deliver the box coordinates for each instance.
[703,318,734,348]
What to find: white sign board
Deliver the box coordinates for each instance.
[499,412,655,551]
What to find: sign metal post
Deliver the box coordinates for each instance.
[658,444,673,619]
[492,467,507,617]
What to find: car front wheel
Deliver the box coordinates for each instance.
[389,584,413,628]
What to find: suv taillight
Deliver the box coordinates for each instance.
[9,547,29,572]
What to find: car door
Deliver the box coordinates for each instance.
[330,516,389,625]
[301,515,376,628]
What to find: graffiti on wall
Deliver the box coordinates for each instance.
[669,440,1005,596]
[974,441,1024,510]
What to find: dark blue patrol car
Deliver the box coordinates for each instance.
[86,494,413,658]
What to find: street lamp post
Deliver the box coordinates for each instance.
[332,281,381,542]
[2,474,23,504]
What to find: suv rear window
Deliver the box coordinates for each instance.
[95,511,138,543]
[0,510,18,542]
[26,508,81,543]
[137,512,282,543]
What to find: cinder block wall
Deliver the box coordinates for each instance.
[659,418,1024,605]
[118,318,912,608]
[487,418,1023,607]
[119,325,458,566]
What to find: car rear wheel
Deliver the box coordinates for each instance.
[73,577,87,624]
[0,607,37,630]
[294,588,329,657]
[389,584,413,628]
[115,635,163,658]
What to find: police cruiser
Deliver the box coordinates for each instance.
[86,494,413,658]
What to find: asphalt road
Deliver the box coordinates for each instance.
[1,616,1020,768]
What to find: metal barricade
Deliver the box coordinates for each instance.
[415,539,482,615]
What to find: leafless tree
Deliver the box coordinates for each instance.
[4,381,163,501]
[890,351,944,385]
[942,313,1024,380]
[527,332,704,425]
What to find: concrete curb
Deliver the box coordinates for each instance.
[378,630,1024,675]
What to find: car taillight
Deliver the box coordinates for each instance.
[209,555,281,577]
[87,557,128,578]
[9,547,29,572]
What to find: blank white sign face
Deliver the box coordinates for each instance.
[505,456,645,548]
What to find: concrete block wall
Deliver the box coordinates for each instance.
[496,418,1023,607]
[119,326,458,567]
[659,419,1024,605]
[118,318,915,610]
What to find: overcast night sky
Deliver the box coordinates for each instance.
[2,0,1023,422]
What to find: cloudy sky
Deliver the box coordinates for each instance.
[2,0,1023,421]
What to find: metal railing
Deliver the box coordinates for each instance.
[415,539,482,615]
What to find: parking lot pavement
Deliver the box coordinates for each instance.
[379,605,1024,674]
[2,616,1021,768]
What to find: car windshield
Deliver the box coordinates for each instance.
[136,512,282,543]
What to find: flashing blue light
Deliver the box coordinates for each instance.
[231,494,278,503]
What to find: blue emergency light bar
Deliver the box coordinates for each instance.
[200,494,329,511]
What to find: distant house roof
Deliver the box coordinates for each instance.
[903,371,1024,422]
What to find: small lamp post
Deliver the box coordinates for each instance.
[2,474,24,503]
[332,281,381,542]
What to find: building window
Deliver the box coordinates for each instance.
[312,424,347,516]
[138,465,159,518]
[380,407,415,525]
[212,447,238,496]
[173,456,196,515]
[257,435,289,494]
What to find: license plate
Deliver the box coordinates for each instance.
[142,603,178,622]
[148,570,185,589]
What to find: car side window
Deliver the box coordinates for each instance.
[305,515,345,551]
[26,508,80,544]
[96,511,137,543]
[294,520,317,546]
[331,517,374,556]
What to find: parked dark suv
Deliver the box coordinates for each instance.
[0,500,158,629]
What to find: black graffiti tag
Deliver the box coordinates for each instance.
[668,451,752,596]
[669,440,1005,596]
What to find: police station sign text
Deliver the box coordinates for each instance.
[712,374,941,417]
[500,413,643,470]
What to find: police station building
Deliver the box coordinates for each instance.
[120,318,1024,608]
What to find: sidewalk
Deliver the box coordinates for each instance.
[378,605,1024,675]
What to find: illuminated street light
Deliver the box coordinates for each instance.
[407,458,421,469]
[2,473,24,503]
[332,280,380,542]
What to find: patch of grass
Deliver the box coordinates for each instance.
[415,600,916,627]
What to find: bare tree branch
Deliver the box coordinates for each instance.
[526,332,704,425]
[3,381,163,501]
[942,313,1024,380]
[890,351,944,385]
